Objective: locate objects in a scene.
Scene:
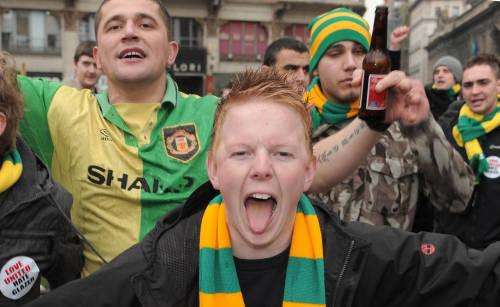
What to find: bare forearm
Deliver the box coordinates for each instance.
[310,118,381,193]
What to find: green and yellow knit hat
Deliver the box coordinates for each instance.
[308,7,371,73]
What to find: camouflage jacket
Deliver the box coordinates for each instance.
[309,117,475,231]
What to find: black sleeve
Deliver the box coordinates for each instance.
[389,50,401,71]
[437,100,463,132]
[43,185,83,289]
[26,244,147,307]
[349,222,500,306]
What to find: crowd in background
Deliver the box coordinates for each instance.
[1,0,499,306]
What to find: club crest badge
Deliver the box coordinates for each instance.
[163,124,200,163]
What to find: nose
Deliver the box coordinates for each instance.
[250,150,272,181]
[344,52,357,71]
[295,68,308,83]
[122,21,139,41]
[471,83,482,95]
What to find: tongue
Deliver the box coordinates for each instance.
[245,198,274,234]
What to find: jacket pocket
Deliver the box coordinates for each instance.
[365,156,418,218]
[0,230,55,270]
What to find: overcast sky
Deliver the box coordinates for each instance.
[364,0,385,32]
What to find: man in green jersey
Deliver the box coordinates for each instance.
[9,0,430,276]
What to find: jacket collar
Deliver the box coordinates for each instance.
[133,183,370,307]
[0,137,52,219]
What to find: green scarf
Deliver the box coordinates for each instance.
[199,194,325,307]
[432,83,461,102]
[305,76,359,130]
[0,149,22,193]
[453,100,500,181]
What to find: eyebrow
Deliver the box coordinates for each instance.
[327,45,344,51]
[283,64,309,70]
[102,15,124,29]
[102,12,158,29]
[463,78,490,85]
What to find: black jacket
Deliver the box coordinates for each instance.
[425,85,460,120]
[0,138,83,306]
[27,182,500,307]
[437,101,500,249]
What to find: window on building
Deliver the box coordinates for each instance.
[172,18,202,48]
[79,13,96,42]
[451,6,460,17]
[284,24,309,44]
[219,21,268,61]
[1,9,61,54]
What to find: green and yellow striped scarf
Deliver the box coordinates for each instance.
[305,76,359,130]
[432,83,461,102]
[0,149,22,193]
[199,194,325,307]
[453,100,500,181]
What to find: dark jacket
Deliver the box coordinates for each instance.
[27,182,500,307]
[437,101,500,249]
[0,138,83,306]
[425,85,461,120]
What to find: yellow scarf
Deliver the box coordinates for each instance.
[453,101,500,181]
[305,77,359,130]
[0,149,22,193]
[199,194,325,307]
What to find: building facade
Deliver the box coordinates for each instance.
[407,0,465,83]
[426,0,500,78]
[0,0,365,95]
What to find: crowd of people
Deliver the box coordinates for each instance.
[0,0,499,306]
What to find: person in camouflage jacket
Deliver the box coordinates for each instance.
[305,8,475,231]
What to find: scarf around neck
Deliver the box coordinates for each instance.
[199,194,325,307]
[432,83,461,102]
[305,76,359,130]
[452,100,500,181]
[0,149,22,193]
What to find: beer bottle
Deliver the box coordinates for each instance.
[359,6,391,128]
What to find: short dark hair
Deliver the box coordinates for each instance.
[94,0,172,40]
[74,41,96,63]
[263,37,309,66]
[0,52,24,154]
[464,53,500,79]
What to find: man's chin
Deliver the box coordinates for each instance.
[334,92,360,104]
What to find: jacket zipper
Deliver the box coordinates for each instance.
[332,239,355,306]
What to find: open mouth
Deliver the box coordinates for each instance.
[118,48,146,60]
[244,193,277,234]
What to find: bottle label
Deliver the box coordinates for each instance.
[364,74,387,110]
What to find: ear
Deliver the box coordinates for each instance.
[302,156,317,192]
[0,112,7,137]
[93,46,102,70]
[166,41,179,67]
[206,151,221,190]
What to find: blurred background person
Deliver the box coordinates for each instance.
[64,41,101,93]
[438,53,500,249]
[426,56,463,120]
[263,37,310,93]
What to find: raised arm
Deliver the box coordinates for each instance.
[309,70,430,193]
[17,75,61,166]
[1,50,61,165]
